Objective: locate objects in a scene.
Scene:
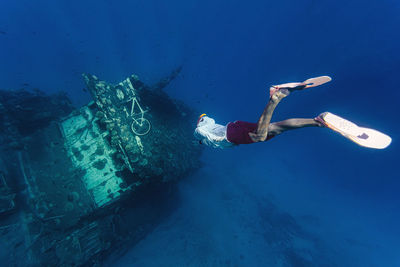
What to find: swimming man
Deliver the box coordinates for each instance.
[194,76,391,149]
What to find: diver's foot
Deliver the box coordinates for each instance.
[269,84,305,98]
[270,88,290,102]
[269,86,279,97]
[314,112,329,127]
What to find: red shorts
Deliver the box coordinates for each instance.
[226,121,275,145]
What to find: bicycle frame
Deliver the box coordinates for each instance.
[122,96,151,136]
[125,97,147,125]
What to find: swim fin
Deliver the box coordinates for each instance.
[303,76,332,88]
[316,112,392,149]
[273,76,332,90]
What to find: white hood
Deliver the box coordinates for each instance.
[194,116,234,148]
[197,116,215,127]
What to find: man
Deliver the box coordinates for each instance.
[194,76,391,149]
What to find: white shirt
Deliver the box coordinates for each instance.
[194,116,235,149]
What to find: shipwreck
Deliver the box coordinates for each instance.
[0,68,202,266]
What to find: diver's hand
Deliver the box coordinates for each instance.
[249,132,267,143]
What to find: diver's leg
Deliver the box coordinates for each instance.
[249,89,290,142]
[268,118,323,137]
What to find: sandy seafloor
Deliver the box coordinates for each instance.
[107,149,399,267]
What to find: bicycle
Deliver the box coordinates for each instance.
[124,97,151,136]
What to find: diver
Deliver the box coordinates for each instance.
[194,76,391,149]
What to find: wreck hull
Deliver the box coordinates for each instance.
[0,70,201,266]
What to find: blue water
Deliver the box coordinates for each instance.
[1,0,399,266]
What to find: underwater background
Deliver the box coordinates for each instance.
[1,0,399,266]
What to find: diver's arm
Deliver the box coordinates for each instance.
[194,126,224,147]
[195,126,225,142]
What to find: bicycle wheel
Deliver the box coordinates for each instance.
[131,118,151,136]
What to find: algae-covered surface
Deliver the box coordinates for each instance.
[0,71,203,266]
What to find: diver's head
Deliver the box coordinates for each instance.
[197,113,215,127]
